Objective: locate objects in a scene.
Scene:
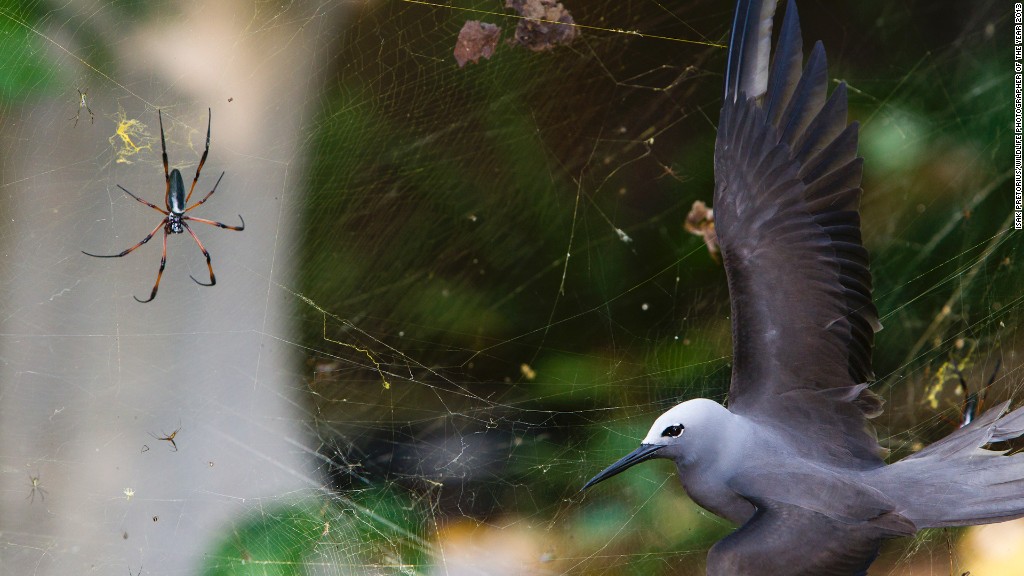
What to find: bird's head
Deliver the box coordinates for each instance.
[582,398,730,490]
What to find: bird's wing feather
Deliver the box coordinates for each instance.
[706,497,912,576]
[724,0,777,103]
[715,0,882,467]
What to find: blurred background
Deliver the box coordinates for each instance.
[0,0,1019,574]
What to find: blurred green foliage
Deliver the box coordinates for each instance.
[202,491,430,576]
[0,2,58,100]
[0,0,147,105]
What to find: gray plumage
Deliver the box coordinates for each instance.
[583,1,1024,574]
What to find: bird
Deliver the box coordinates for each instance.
[582,1,1024,574]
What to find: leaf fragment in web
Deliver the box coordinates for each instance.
[454,21,501,68]
[506,0,579,52]
[685,200,720,262]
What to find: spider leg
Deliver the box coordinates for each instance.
[185,214,245,231]
[985,358,1002,387]
[183,222,216,287]
[82,220,165,258]
[134,229,169,303]
[159,109,170,209]
[185,108,212,204]
[973,358,1002,417]
[184,172,225,212]
[950,361,978,428]
[118,185,169,215]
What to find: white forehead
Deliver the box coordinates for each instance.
[642,398,724,444]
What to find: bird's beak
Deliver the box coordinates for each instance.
[582,443,665,490]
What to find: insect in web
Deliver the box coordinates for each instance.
[83,109,245,302]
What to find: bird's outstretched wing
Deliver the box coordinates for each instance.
[714,0,883,467]
[706,496,913,576]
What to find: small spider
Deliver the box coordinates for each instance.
[70,89,94,127]
[150,424,181,452]
[83,109,244,302]
[27,474,47,503]
[129,564,143,576]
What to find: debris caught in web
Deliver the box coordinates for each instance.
[454,21,501,67]
[685,200,719,262]
[109,105,153,165]
[520,363,536,380]
[506,0,578,52]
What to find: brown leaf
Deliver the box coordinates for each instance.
[454,21,502,68]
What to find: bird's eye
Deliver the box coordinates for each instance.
[661,424,684,438]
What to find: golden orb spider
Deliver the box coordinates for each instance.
[83,109,245,302]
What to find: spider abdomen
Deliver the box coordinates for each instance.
[167,168,187,214]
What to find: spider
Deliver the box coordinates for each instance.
[83,109,244,302]
[70,88,94,127]
[150,424,181,452]
[27,474,47,503]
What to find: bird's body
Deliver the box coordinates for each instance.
[645,400,895,530]
[583,1,1024,574]
[636,396,1024,574]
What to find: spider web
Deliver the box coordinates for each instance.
[0,1,1019,575]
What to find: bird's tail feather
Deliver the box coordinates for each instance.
[879,402,1024,528]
